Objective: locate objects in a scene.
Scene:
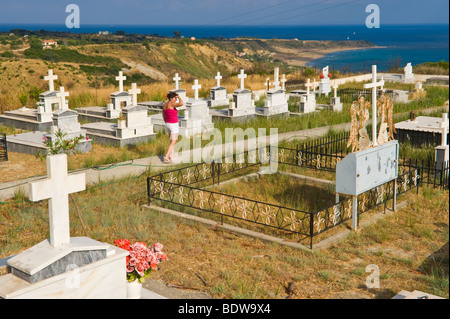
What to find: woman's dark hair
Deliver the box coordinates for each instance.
[167,92,178,100]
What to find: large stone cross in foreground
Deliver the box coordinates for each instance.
[29,154,85,247]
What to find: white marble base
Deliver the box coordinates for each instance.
[0,238,128,299]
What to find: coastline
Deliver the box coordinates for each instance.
[279,45,387,67]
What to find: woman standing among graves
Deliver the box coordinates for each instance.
[162,92,183,163]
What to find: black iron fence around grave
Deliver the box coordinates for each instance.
[147,143,426,248]
[147,158,420,248]
[310,168,421,245]
[395,128,449,148]
[0,133,7,162]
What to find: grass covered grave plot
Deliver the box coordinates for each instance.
[210,173,336,214]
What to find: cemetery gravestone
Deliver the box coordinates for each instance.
[403,63,415,84]
[257,68,289,117]
[208,72,228,107]
[80,83,156,147]
[0,70,63,131]
[76,71,133,122]
[330,82,343,112]
[169,73,187,110]
[0,154,129,299]
[299,79,316,113]
[319,66,331,96]
[179,79,214,137]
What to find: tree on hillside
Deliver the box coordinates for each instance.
[173,31,181,38]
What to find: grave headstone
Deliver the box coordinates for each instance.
[179,79,214,137]
[81,83,156,147]
[403,62,415,83]
[299,78,316,113]
[257,67,289,117]
[319,66,331,96]
[0,154,129,299]
[169,73,187,110]
[208,72,228,107]
[76,71,132,122]
[228,69,256,119]
[0,69,63,131]
[330,82,343,112]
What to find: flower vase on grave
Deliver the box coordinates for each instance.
[127,280,142,299]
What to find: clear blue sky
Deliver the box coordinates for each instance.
[0,0,448,26]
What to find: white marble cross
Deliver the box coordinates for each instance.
[215,72,222,87]
[272,67,280,90]
[191,79,201,100]
[441,113,449,146]
[56,87,69,110]
[305,78,312,95]
[333,82,338,98]
[281,74,287,91]
[115,71,126,92]
[28,154,86,247]
[173,73,181,90]
[313,78,317,93]
[363,65,385,146]
[44,70,58,92]
[128,83,141,105]
[238,69,247,90]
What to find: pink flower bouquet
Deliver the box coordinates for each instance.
[114,239,167,283]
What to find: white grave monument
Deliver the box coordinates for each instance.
[319,66,331,96]
[228,69,256,119]
[0,69,64,131]
[179,79,214,137]
[208,72,228,107]
[169,73,187,110]
[402,62,415,83]
[257,67,289,117]
[330,82,343,112]
[0,154,129,299]
[299,79,316,113]
[80,83,156,147]
[76,71,133,122]
[108,71,133,118]
[6,84,92,155]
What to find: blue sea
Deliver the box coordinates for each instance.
[1,23,448,72]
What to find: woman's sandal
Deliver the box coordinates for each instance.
[163,157,172,163]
